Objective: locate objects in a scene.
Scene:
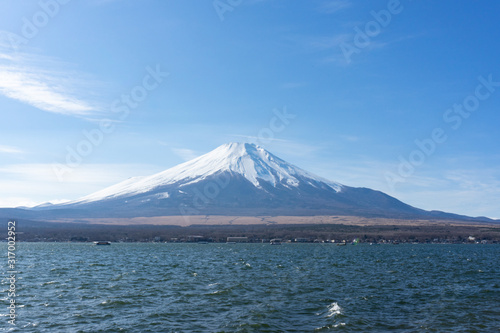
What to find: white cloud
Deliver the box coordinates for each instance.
[288,12,419,67]
[385,167,500,219]
[171,148,199,161]
[0,197,45,208]
[0,196,71,208]
[0,46,104,117]
[305,34,352,51]
[300,151,500,219]
[0,163,159,183]
[339,135,360,142]
[0,145,23,154]
[0,66,95,116]
[228,134,289,144]
[0,163,161,207]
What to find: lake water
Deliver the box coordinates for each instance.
[1,243,499,332]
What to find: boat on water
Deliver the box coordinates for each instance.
[270,239,282,245]
[93,241,111,245]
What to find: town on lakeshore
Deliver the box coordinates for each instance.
[6,220,499,244]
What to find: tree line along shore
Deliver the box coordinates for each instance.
[4,219,500,244]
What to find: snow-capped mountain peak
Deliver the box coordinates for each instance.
[71,142,342,204]
[26,142,486,222]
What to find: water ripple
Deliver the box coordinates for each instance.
[0,243,498,332]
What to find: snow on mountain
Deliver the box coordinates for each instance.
[10,142,493,222]
[70,143,343,204]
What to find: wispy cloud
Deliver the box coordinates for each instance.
[301,32,387,65]
[0,163,158,183]
[0,65,97,116]
[0,43,104,117]
[289,2,419,67]
[305,34,351,51]
[302,32,414,66]
[228,134,290,143]
[380,163,500,218]
[306,153,500,218]
[286,33,352,66]
[171,148,199,161]
[0,145,23,154]
[0,163,160,207]
[444,169,500,193]
[222,135,323,158]
[339,135,360,142]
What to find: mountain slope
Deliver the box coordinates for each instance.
[2,143,495,222]
[68,142,343,205]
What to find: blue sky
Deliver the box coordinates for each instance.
[0,0,499,218]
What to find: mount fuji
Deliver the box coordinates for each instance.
[2,143,493,222]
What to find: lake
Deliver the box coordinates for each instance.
[1,243,499,332]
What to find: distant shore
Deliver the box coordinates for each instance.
[3,216,499,243]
